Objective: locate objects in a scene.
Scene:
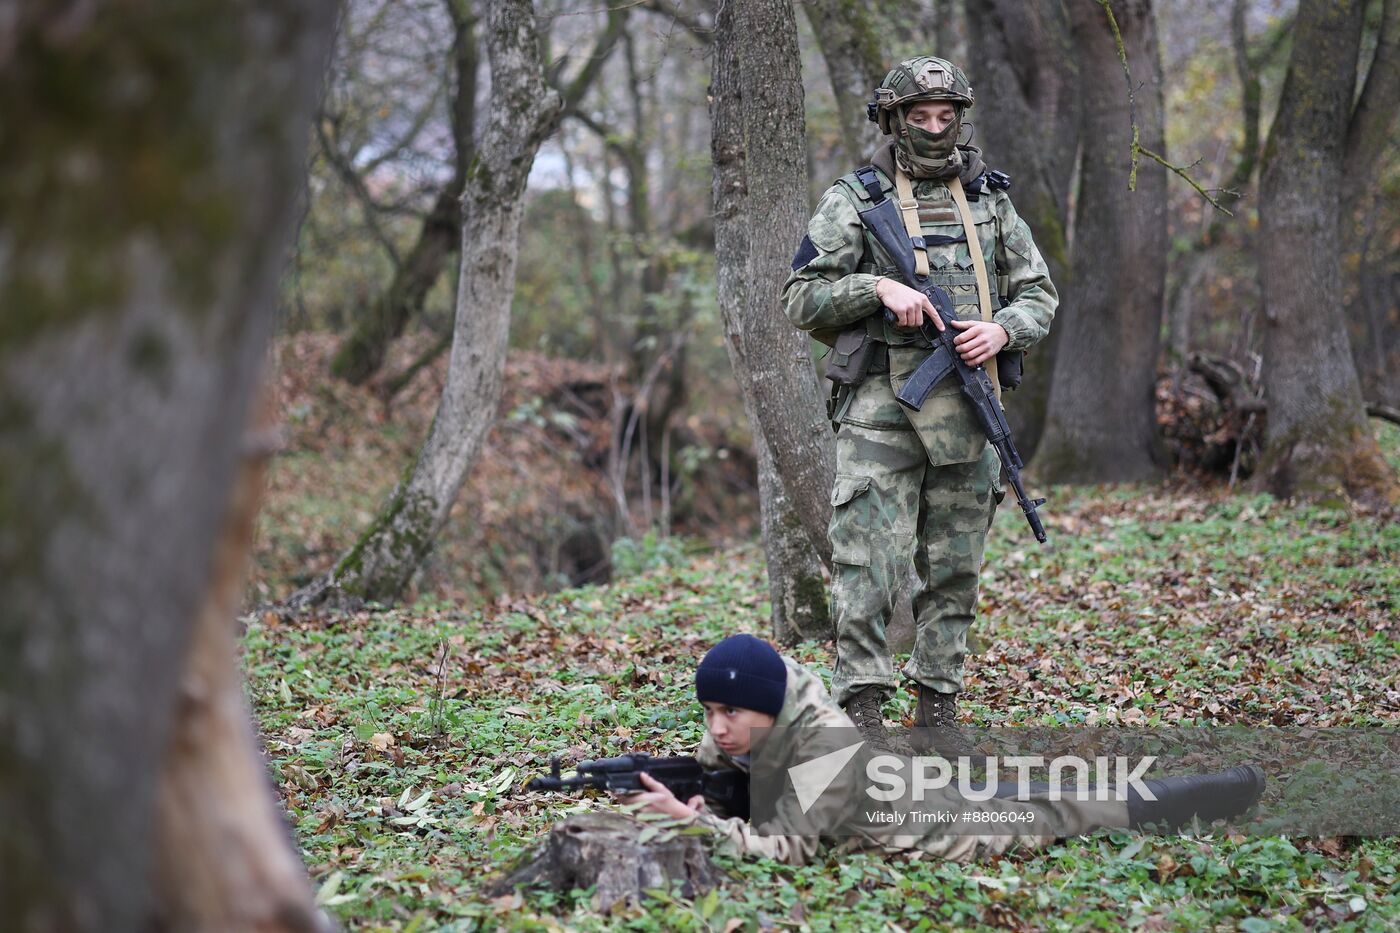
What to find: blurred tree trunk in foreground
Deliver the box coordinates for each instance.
[1256,0,1398,503]
[719,0,837,565]
[0,1,336,929]
[1037,0,1168,484]
[290,0,564,609]
[711,0,832,643]
[965,0,1080,461]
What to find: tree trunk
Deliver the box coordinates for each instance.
[729,0,837,564]
[330,1,479,385]
[802,0,887,166]
[290,0,563,609]
[151,395,329,932]
[1255,0,1398,503]
[1037,0,1168,484]
[965,0,1080,461]
[1343,0,1400,409]
[0,1,336,928]
[711,7,832,643]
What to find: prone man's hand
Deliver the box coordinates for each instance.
[621,771,703,820]
[876,277,944,331]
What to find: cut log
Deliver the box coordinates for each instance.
[486,812,721,910]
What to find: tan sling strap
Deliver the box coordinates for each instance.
[948,174,1000,401]
[893,167,930,277]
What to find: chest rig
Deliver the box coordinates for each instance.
[845,166,1008,337]
[834,161,1023,393]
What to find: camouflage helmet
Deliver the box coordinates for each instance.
[867,56,975,135]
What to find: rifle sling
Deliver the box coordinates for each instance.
[893,167,930,278]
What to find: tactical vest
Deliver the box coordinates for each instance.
[832,165,1011,348]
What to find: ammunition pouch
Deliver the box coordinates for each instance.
[996,349,1024,390]
[825,324,881,387]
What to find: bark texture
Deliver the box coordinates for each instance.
[965,0,1080,460]
[291,0,564,609]
[728,0,837,563]
[1256,0,1398,503]
[1038,0,1168,484]
[0,1,336,928]
[151,396,330,933]
[711,3,832,643]
[488,812,720,910]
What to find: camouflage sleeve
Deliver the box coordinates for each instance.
[781,186,884,332]
[686,809,823,866]
[991,190,1058,352]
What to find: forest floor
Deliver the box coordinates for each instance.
[243,420,1400,932]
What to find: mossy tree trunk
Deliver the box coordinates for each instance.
[722,0,839,566]
[965,0,1080,462]
[711,0,832,644]
[0,1,336,928]
[290,0,563,609]
[1037,0,1168,484]
[1255,0,1399,504]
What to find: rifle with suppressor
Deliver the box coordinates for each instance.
[525,753,751,821]
[856,193,1048,543]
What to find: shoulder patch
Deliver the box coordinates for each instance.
[791,234,819,271]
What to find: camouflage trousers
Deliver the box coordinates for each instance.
[828,359,1001,707]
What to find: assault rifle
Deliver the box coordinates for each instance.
[857,196,1048,544]
[526,753,751,821]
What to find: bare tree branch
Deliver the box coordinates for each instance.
[315,116,404,267]
[1096,0,1233,215]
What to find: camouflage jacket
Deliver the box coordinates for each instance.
[685,656,1127,865]
[782,145,1058,354]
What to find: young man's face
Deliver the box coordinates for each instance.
[702,701,776,757]
[905,100,958,134]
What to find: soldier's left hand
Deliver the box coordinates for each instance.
[950,320,1009,366]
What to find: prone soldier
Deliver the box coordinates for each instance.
[623,635,1265,866]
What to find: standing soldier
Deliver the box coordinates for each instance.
[782,58,1058,757]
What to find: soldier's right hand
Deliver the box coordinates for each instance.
[875,277,944,331]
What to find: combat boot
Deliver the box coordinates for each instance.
[843,686,906,755]
[1128,765,1266,831]
[909,686,979,761]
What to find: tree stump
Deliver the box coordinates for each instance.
[486,812,722,910]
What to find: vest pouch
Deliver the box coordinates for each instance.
[825,324,879,387]
[996,349,1024,390]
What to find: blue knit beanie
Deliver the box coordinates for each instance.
[695,634,787,717]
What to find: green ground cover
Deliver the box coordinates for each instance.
[244,421,1400,931]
